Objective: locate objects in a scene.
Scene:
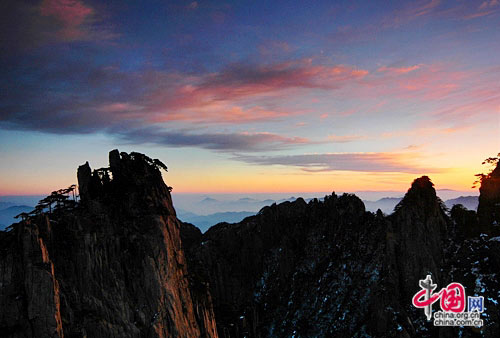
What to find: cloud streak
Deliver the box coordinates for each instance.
[235,152,444,174]
[327,134,367,143]
[377,65,421,75]
[117,128,310,152]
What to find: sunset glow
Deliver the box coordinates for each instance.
[1,0,499,195]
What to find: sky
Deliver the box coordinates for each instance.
[1,0,499,195]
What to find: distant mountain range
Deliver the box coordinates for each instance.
[444,196,478,211]
[177,209,255,233]
[363,195,479,214]
[363,197,403,213]
[0,201,16,210]
[0,195,479,231]
[0,205,33,230]
[0,196,42,230]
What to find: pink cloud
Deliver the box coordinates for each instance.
[357,64,467,100]
[412,0,441,17]
[377,65,421,75]
[196,61,369,96]
[383,0,499,25]
[149,105,303,124]
[384,0,441,27]
[125,62,498,131]
[430,94,500,126]
[78,61,368,128]
[377,68,500,135]
[463,9,497,19]
[479,0,499,10]
[97,103,139,113]
[40,0,93,25]
[142,61,368,124]
[419,67,500,129]
[39,0,116,41]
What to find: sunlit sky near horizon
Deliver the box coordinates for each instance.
[1,0,499,195]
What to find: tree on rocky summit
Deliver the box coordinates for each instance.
[473,153,500,188]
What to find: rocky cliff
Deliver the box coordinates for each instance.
[477,159,500,234]
[1,151,499,338]
[0,150,218,338]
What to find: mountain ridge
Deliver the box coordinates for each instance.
[1,150,499,337]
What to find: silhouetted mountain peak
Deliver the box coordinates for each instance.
[394,176,445,215]
[77,149,176,216]
[410,175,434,190]
[200,197,218,203]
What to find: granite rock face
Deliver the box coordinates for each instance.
[0,150,218,338]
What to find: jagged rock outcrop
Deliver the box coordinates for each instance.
[185,175,499,338]
[389,176,449,305]
[0,150,218,338]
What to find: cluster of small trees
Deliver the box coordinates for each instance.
[129,152,168,172]
[128,152,172,191]
[15,184,78,221]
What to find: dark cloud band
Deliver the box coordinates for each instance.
[234,153,445,174]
